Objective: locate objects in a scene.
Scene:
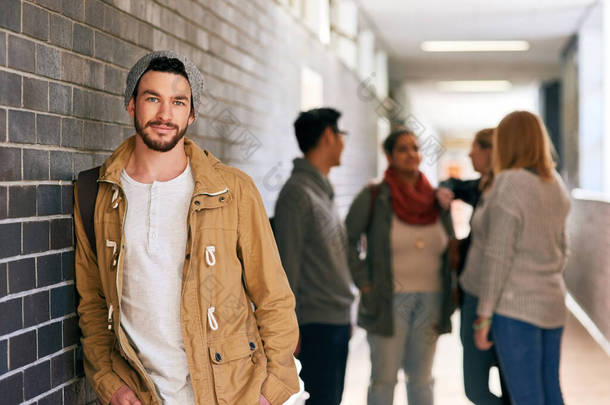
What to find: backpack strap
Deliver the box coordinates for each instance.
[76,166,101,256]
[365,182,382,232]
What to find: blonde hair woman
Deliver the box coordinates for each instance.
[473,111,570,404]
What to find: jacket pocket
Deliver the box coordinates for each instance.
[208,334,266,405]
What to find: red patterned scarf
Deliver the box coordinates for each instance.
[384,167,439,225]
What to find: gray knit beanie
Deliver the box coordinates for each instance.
[124,50,205,121]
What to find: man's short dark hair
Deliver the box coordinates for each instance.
[132,57,193,113]
[293,108,342,154]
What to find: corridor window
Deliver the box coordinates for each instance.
[301,67,324,110]
[331,0,358,70]
[303,0,331,44]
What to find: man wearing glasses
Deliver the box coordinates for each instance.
[274,108,355,405]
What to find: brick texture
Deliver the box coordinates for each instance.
[23,220,50,254]
[0,186,6,219]
[49,83,72,115]
[9,330,37,370]
[23,2,50,42]
[0,0,21,31]
[0,108,6,141]
[0,71,21,107]
[38,114,62,145]
[0,223,20,259]
[8,258,36,294]
[0,32,5,66]
[0,372,24,405]
[37,184,62,215]
[38,321,62,358]
[24,360,52,400]
[23,77,49,112]
[37,253,63,287]
[0,1,381,404]
[9,110,36,144]
[37,43,62,80]
[0,263,7,298]
[24,290,51,327]
[0,339,7,374]
[38,389,63,405]
[50,13,73,49]
[51,349,75,387]
[9,186,36,218]
[8,35,36,73]
[23,149,50,180]
[0,298,23,335]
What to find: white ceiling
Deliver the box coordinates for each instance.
[403,82,541,136]
[357,0,598,82]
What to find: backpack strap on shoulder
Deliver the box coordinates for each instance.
[76,166,101,256]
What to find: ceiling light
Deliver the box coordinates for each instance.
[421,41,530,52]
[437,80,513,92]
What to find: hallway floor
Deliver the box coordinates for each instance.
[341,310,610,405]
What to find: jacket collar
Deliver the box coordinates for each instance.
[99,136,229,195]
[292,158,334,199]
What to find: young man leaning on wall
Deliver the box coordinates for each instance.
[74,50,299,405]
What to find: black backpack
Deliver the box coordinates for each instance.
[75,166,101,255]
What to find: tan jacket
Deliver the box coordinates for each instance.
[74,136,299,405]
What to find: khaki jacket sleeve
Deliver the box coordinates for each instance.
[236,177,300,405]
[73,184,127,404]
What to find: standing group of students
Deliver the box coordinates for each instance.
[275,107,571,405]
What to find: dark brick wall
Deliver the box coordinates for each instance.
[0,0,380,404]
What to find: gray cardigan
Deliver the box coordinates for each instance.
[345,182,455,336]
[475,169,570,328]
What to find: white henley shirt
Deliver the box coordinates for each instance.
[120,162,195,404]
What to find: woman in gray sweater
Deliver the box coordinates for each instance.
[473,111,570,405]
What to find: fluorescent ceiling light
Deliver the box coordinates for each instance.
[421,40,530,52]
[437,80,513,93]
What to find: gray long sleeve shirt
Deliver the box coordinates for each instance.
[474,169,571,328]
[274,158,355,326]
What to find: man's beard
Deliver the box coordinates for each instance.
[134,113,188,152]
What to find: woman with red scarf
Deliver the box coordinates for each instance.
[346,128,455,405]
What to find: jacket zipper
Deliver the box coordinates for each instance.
[98,179,161,404]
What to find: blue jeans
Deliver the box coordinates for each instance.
[460,292,511,405]
[492,314,564,405]
[367,292,441,405]
[298,323,350,405]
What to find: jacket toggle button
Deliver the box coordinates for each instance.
[205,246,216,266]
[194,200,200,206]
[219,196,225,202]
[249,342,256,350]
[215,352,222,362]
[185,253,190,260]
[106,240,118,267]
